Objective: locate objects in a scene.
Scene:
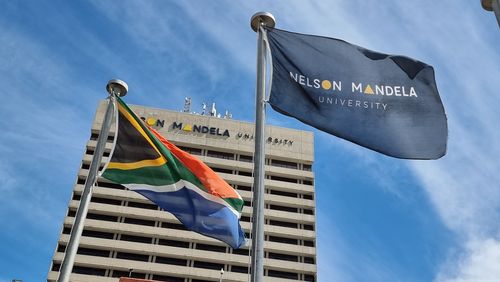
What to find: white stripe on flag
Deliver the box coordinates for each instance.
[124,180,241,218]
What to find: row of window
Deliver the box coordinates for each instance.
[57,241,315,266]
[70,193,315,231]
[175,146,313,172]
[54,229,316,281]
[85,137,312,173]
[83,148,314,187]
[65,208,315,246]
[76,177,315,211]
[73,187,314,217]
[51,262,316,282]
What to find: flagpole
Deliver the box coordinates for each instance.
[57,79,128,282]
[250,12,275,282]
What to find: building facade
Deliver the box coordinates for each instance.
[48,101,316,282]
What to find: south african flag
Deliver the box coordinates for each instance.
[101,97,245,248]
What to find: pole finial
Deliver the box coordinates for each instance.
[482,0,493,10]
[106,79,128,97]
[251,12,276,32]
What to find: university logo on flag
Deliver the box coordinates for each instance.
[101,97,246,248]
[266,28,447,159]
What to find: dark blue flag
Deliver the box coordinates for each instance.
[266,28,447,159]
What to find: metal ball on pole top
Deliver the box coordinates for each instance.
[106,79,129,97]
[57,79,128,282]
[249,11,275,282]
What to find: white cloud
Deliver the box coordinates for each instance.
[437,237,500,282]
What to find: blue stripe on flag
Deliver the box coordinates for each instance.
[135,187,246,249]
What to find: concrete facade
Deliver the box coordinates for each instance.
[48,101,316,282]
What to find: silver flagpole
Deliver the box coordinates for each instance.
[57,79,128,282]
[250,12,275,282]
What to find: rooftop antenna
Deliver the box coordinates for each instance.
[183,97,192,113]
[201,103,207,115]
[210,102,217,117]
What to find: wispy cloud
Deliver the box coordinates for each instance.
[437,237,500,282]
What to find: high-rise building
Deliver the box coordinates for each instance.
[48,101,316,282]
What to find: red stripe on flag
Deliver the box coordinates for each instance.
[149,127,241,200]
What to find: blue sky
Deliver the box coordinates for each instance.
[1,1,499,281]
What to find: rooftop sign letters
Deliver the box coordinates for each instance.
[140,117,165,128]
[172,122,230,137]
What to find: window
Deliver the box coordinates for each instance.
[96,181,125,190]
[304,257,315,264]
[67,209,76,217]
[195,243,226,253]
[304,224,315,231]
[270,204,298,213]
[152,274,185,282]
[51,263,60,271]
[304,209,314,215]
[240,216,251,222]
[91,196,122,205]
[231,265,248,273]
[72,266,106,276]
[77,247,110,257]
[193,261,224,270]
[116,251,149,262]
[161,222,187,230]
[155,256,188,266]
[90,133,114,142]
[82,229,114,239]
[232,248,249,256]
[120,234,152,244]
[268,252,298,262]
[177,146,202,155]
[112,270,146,279]
[62,227,71,234]
[303,180,313,185]
[270,175,297,184]
[238,171,252,177]
[57,244,66,252]
[158,239,190,248]
[304,240,315,247]
[239,155,253,162]
[207,150,234,160]
[269,220,298,229]
[123,217,155,227]
[127,201,158,210]
[237,185,252,191]
[211,167,233,174]
[268,236,298,245]
[303,194,314,200]
[269,189,297,198]
[86,213,118,222]
[304,274,316,281]
[303,164,312,171]
[267,269,298,280]
[270,159,297,169]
